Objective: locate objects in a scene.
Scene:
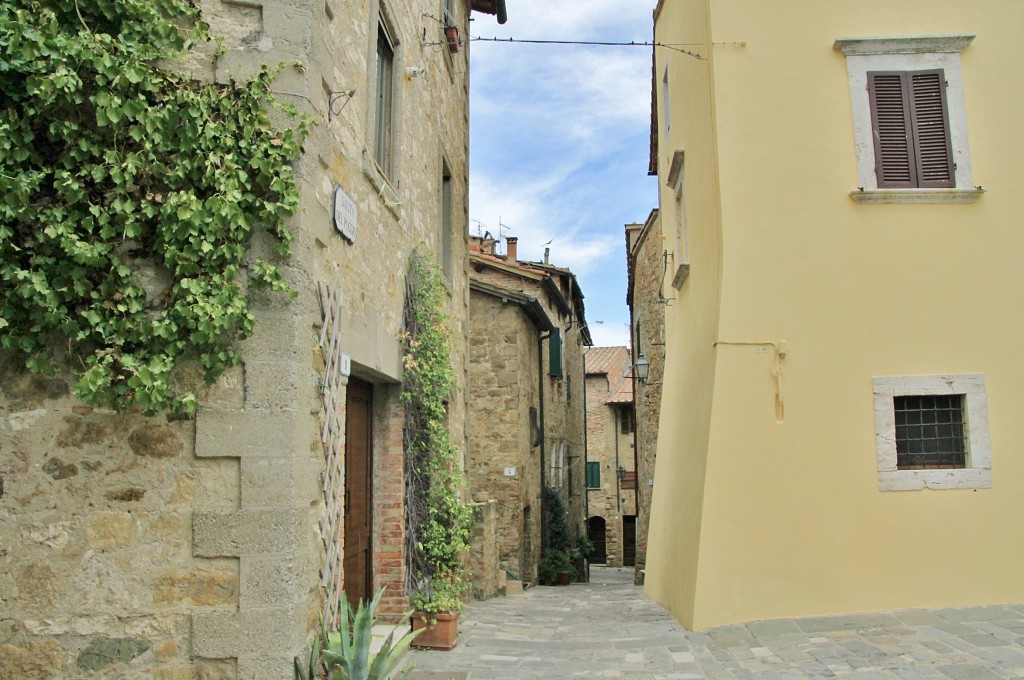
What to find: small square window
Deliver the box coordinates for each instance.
[873,374,991,491]
[894,394,966,469]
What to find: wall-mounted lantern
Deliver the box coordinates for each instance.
[634,352,650,382]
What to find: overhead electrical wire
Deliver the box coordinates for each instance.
[468,36,746,60]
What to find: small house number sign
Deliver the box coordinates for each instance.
[333,185,357,243]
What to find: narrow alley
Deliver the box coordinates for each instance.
[409,568,1024,679]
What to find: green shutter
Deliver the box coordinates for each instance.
[549,329,563,378]
[586,461,600,489]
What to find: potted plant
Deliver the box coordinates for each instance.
[539,549,574,586]
[402,250,473,650]
[571,534,594,583]
[444,25,460,53]
[299,588,422,680]
[408,573,466,650]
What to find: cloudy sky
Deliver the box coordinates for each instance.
[468,0,660,348]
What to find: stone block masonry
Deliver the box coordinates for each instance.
[1,0,479,672]
[0,357,241,678]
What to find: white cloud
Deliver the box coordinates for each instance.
[587,322,631,350]
[468,0,658,341]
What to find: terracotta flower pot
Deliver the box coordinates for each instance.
[557,571,571,585]
[411,612,459,650]
[444,25,460,54]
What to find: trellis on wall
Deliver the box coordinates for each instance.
[317,282,347,626]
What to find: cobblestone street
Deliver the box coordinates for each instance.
[408,567,1024,679]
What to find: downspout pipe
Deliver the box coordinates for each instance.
[538,330,549,550]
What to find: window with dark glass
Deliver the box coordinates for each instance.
[373,18,395,175]
[894,394,967,469]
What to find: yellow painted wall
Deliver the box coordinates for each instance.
[648,0,1024,630]
[644,0,720,629]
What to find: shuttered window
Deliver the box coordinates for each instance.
[549,329,563,379]
[867,70,955,189]
[586,462,600,489]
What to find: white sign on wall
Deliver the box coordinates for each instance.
[333,185,357,243]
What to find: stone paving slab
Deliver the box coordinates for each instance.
[407,567,1024,679]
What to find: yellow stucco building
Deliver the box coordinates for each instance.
[645,0,1024,631]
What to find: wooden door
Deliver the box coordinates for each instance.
[344,379,374,609]
[623,515,637,567]
[587,516,607,564]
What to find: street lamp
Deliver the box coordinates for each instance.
[634,352,650,382]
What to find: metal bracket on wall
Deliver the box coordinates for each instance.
[328,90,355,121]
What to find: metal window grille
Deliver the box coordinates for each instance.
[894,394,967,469]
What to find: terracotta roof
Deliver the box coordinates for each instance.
[607,372,634,404]
[585,346,628,375]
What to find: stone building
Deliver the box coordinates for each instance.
[0,0,506,677]
[466,236,590,586]
[625,211,665,584]
[583,346,637,568]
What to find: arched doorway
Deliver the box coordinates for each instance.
[587,516,607,564]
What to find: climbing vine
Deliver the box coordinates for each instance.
[402,248,472,614]
[0,0,307,414]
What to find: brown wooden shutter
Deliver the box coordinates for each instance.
[868,70,955,189]
[909,70,955,188]
[868,71,916,187]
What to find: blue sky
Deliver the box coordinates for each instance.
[468,0,660,348]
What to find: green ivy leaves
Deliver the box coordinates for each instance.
[402,250,472,611]
[0,0,307,413]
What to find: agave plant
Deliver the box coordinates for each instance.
[309,588,422,680]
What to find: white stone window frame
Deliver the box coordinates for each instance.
[872,374,992,491]
[835,33,984,204]
[666,149,690,289]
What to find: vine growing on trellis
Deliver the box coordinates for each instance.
[402,248,472,614]
[0,0,307,414]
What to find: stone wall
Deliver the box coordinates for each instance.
[466,293,540,581]
[468,499,500,600]
[627,214,666,584]
[0,361,239,680]
[548,325,588,549]
[583,347,637,568]
[466,255,588,584]
[0,0,480,674]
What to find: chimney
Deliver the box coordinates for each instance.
[544,247,550,264]
[506,236,518,262]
